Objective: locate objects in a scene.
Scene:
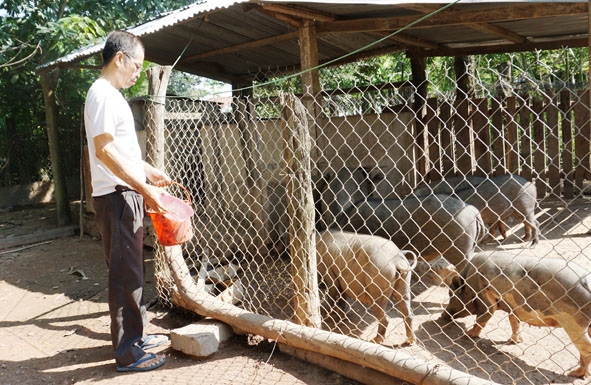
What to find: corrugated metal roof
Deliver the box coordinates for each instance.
[37,0,244,71]
[38,1,590,83]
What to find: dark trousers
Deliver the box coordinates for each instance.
[94,189,147,366]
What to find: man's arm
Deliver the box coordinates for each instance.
[94,133,168,213]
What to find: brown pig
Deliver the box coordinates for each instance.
[441,250,591,378]
[316,230,417,345]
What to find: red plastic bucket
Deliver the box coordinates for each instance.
[146,182,195,246]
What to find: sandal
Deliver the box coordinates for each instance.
[139,334,169,350]
[116,352,166,372]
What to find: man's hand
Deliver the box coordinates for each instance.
[145,163,172,187]
[142,184,168,214]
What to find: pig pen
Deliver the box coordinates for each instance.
[139,92,591,384]
[153,194,591,385]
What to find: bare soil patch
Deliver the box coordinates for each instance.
[2,197,591,385]
[0,203,360,385]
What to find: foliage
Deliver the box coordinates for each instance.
[0,0,195,187]
[1,0,590,187]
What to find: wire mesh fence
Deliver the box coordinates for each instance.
[139,49,591,385]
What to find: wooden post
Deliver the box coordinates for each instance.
[281,94,321,328]
[546,93,561,197]
[299,20,321,167]
[426,98,441,182]
[519,96,533,180]
[561,90,574,198]
[454,98,473,175]
[491,98,506,175]
[505,97,520,174]
[144,65,178,298]
[145,65,172,170]
[299,20,321,104]
[575,89,590,191]
[440,100,455,177]
[412,56,428,179]
[532,98,547,198]
[472,98,492,176]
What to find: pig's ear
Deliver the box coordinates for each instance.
[450,275,464,291]
[323,170,335,183]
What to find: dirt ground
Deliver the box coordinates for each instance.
[2,197,591,385]
[0,203,361,385]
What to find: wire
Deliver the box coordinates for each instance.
[213,0,462,97]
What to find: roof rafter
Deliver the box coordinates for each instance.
[260,3,336,22]
[370,31,440,50]
[317,3,587,33]
[401,3,528,44]
[181,31,299,62]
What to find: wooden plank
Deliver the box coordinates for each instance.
[505,97,519,174]
[561,90,574,198]
[0,225,78,250]
[472,98,491,176]
[575,89,590,191]
[237,97,269,249]
[546,93,561,197]
[425,97,441,182]
[491,98,506,175]
[454,98,473,174]
[532,97,547,198]
[440,100,455,177]
[519,96,532,180]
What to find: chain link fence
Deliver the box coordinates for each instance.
[139,49,591,385]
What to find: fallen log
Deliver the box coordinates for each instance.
[163,244,499,385]
[0,225,77,250]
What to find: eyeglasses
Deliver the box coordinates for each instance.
[122,51,143,74]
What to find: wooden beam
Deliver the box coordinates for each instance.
[401,3,528,43]
[409,36,588,57]
[261,3,336,22]
[0,225,77,250]
[317,3,587,33]
[181,31,299,62]
[400,4,442,14]
[254,6,303,28]
[371,31,440,50]
[182,2,582,70]
[466,22,528,44]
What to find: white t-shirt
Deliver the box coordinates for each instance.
[84,77,146,197]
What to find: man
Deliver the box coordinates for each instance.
[84,30,170,372]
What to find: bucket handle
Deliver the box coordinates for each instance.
[145,181,192,214]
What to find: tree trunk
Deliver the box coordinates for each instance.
[40,69,71,226]
[281,93,321,328]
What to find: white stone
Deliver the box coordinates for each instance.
[170,319,234,357]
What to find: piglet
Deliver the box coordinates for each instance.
[441,250,591,378]
[316,230,417,345]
